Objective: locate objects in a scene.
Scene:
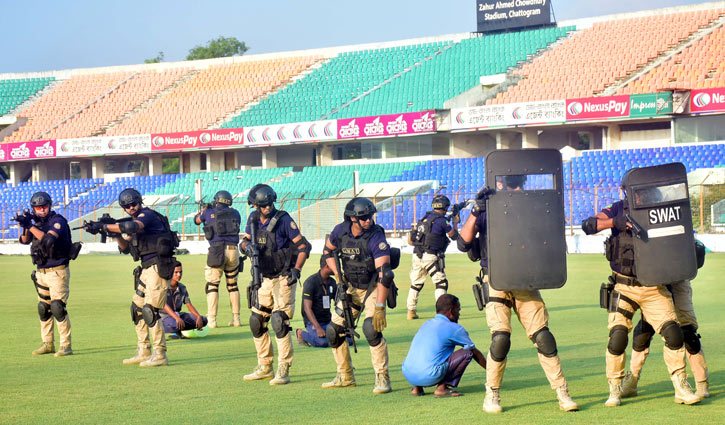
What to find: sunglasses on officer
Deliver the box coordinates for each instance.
[122,201,139,209]
[357,214,373,222]
[32,205,49,212]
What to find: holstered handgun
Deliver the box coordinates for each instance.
[472,268,489,311]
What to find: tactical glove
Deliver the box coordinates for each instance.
[13,213,33,229]
[612,215,628,232]
[84,221,104,235]
[373,305,387,332]
[286,268,301,286]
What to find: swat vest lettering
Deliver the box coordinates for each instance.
[339,224,384,288]
[204,206,240,240]
[129,208,179,262]
[604,202,636,277]
[411,211,449,256]
[29,212,76,266]
[253,210,294,278]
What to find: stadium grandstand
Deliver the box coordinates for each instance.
[1,2,724,245]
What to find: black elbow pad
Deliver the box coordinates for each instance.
[581,217,598,235]
[457,236,471,252]
[119,220,140,234]
[377,263,394,288]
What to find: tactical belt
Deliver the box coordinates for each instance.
[37,264,68,273]
[489,297,513,308]
[612,272,642,287]
[141,256,159,269]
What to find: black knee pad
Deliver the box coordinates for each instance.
[681,325,701,355]
[142,304,160,326]
[249,312,268,338]
[632,318,655,352]
[270,311,291,338]
[37,302,52,321]
[532,327,558,357]
[205,282,219,294]
[226,282,239,293]
[50,300,67,321]
[490,331,511,362]
[362,318,383,347]
[326,323,347,348]
[435,279,449,291]
[608,325,628,355]
[660,320,684,350]
[130,303,143,324]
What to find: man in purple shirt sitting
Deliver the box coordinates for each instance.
[402,294,486,397]
[162,262,207,339]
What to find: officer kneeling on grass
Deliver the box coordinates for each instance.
[162,261,208,339]
[86,188,179,367]
[582,162,701,407]
[194,190,243,329]
[17,192,81,357]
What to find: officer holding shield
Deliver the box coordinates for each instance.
[458,150,578,414]
[581,163,701,406]
[407,194,458,320]
[240,184,310,385]
[194,190,242,328]
[18,192,80,357]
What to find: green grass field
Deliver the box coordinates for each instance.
[1,253,723,424]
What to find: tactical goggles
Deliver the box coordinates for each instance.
[32,205,49,211]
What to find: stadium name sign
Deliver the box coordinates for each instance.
[57,134,151,157]
[477,0,551,33]
[150,128,244,152]
[337,111,436,140]
[690,87,725,113]
[245,120,337,146]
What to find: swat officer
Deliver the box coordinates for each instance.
[18,192,80,357]
[240,184,309,385]
[407,194,458,320]
[459,173,578,413]
[194,190,242,328]
[581,163,701,406]
[93,188,178,367]
[321,197,394,394]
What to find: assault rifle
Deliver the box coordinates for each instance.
[446,200,470,222]
[245,217,263,310]
[74,213,134,243]
[333,249,360,353]
[624,213,647,241]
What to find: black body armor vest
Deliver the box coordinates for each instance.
[339,224,384,288]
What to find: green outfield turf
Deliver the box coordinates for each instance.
[1,253,723,424]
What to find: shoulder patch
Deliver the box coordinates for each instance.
[378,242,388,250]
[210,214,215,219]
[138,213,145,218]
[53,223,61,230]
[290,221,297,230]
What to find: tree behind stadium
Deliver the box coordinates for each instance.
[186,36,248,60]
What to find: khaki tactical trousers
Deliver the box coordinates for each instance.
[132,264,169,354]
[251,275,296,366]
[205,246,241,319]
[407,252,447,311]
[35,266,72,346]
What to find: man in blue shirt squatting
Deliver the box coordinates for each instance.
[194,190,243,328]
[161,261,208,338]
[402,294,486,397]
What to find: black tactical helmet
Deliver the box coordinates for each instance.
[214,190,233,206]
[344,197,377,220]
[119,188,143,208]
[432,194,450,210]
[30,191,52,207]
[504,175,527,189]
[248,184,277,207]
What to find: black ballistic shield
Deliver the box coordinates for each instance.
[485,149,567,290]
[622,162,697,285]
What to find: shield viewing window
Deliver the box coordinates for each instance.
[632,182,688,208]
[494,174,556,191]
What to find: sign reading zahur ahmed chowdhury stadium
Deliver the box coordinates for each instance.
[477,0,552,33]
